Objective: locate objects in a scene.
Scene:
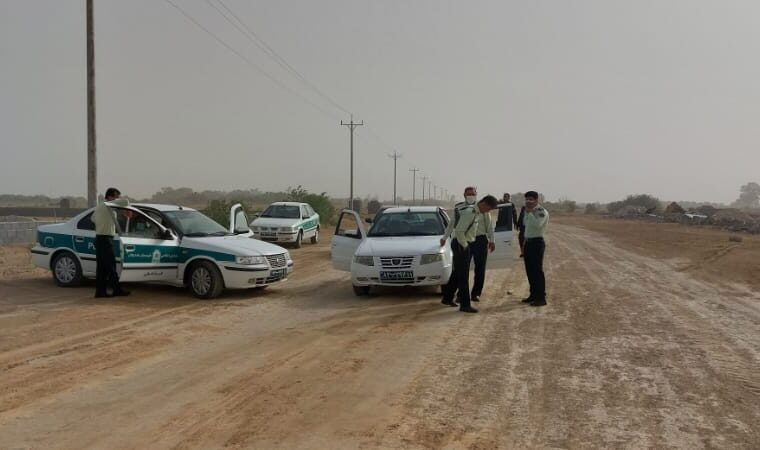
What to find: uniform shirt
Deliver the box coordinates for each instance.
[442,201,466,239]
[92,197,129,236]
[523,205,549,239]
[451,204,479,248]
[475,210,495,243]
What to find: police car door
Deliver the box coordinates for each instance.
[331,210,366,271]
[487,227,516,269]
[229,203,253,237]
[111,207,180,282]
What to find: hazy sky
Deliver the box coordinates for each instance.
[2,0,759,203]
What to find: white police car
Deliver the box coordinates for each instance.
[331,207,515,296]
[250,202,320,248]
[31,203,293,299]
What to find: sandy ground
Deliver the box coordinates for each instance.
[0,218,758,449]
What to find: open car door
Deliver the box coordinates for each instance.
[487,229,517,270]
[331,209,366,271]
[229,203,253,237]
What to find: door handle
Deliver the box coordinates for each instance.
[74,237,85,243]
[125,245,136,252]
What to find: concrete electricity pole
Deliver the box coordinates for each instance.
[421,176,428,205]
[86,0,97,207]
[341,114,363,211]
[409,168,419,204]
[388,152,402,205]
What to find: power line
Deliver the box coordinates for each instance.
[211,0,352,116]
[163,0,342,122]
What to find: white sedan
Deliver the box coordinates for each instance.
[331,206,515,296]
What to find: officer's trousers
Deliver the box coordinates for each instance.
[442,239,472,308]
[470,235,488,298]
[95,235,122,296]
[523,237,546,302]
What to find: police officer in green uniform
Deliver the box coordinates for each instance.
[521,191,549,306]
[440,193,498,313]
[470,197,496,302]
[92,187,131,298]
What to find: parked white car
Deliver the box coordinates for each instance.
[331,206,515,296]
[250,202,320,248]
[31,203,293,299]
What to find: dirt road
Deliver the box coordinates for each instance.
[1,221,758,449]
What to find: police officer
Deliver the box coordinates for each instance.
[442,186,478,239]
[440,194,499,313]
[92,187,131,298]
[521,191,549,306]
[470,196,496,302]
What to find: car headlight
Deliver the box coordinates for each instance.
[285,251,292,261]
[420,253,443,265]
[251,226,260,232]
[354,255,374,266]
[236,255,267,265]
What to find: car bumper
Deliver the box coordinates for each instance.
[31,246,51,270]
[222,263,294,289]
[351,262,452,287]
[253,232,299,243]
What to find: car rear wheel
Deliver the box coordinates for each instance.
[353,284,370,296]
[52,252,83,287]
[310,228,319,244]
[188,261,224,299]
[294,230,303,249]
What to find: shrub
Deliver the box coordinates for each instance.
[286,186,336,225]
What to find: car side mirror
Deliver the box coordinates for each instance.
[162,229,175,240]
[302,215,309,219]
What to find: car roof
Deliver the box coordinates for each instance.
[269,202,306,207]
[379,206,440,214]
[131,203,197,212]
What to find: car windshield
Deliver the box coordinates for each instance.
[368,211,444,237]
[260,205,300,219]
[162,210,230,236]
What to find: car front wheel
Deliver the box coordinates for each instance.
[294,230,303,249]
[52,251,83,287]
[188,261,224,299]
[352,284,370,296]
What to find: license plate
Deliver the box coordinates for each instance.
[380,271,414,281]
[270,268,286,278]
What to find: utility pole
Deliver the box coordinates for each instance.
[428,180,433,205]
[388,152,402,205]
[409,168,419,204]
[341,114,363,211]
[86,0,97,207]
[421,176,428,205]
[433,184,438,204]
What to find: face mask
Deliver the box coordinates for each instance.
[465,195,476,204]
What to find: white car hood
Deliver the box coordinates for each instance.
[183,235,288,256]
[358,235,443,257]
[250,217,300,228]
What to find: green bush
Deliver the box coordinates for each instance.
[607,194,661,214]
[202,199,251,229]
[286,186,336,225]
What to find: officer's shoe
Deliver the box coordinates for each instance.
[459,306,479,313]
[441,299,457,307]
[521,297,534,303]
[529,300,547,307]
[472,295,480,302]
